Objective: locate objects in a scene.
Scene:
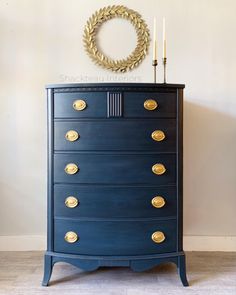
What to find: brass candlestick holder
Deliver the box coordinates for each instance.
[162,57,167,83]
[152,59,158,83]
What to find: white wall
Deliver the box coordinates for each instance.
[0,0,236,250]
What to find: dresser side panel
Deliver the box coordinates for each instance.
[176,88,184,252]
[47,88,54,251]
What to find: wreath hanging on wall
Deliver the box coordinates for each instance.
[83,5,150,73]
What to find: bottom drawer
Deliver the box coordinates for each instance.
[54,219,177,256]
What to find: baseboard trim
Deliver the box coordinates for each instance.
[0,235,235,251]
[0,235,46,251]
[184,235,236,251]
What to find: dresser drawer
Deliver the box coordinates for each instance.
[124,92,176,118]
[54,185,177,218]
[54,92,107,118]
[54,91,176,118]
[54,120,176,152]
[54,154,176,185]
[54,219,177,255]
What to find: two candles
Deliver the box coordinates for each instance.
[153,18,166,61]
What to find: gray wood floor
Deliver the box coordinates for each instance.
[0,252,235,295]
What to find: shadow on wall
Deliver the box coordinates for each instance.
[183,100,236,236]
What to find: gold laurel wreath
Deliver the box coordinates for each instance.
[83,5,150,72]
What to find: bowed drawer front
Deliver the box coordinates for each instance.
[43,83,188,287]
[54,91,176,118]
[54,92,107,118]
[54,185,177,218]
[54,219,177,256]
[123,92,176,118]
[54,120,176,151]
[54,153,176,184]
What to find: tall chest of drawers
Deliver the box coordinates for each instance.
[42,83,188,286]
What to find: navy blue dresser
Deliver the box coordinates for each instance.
[42,83,188,286]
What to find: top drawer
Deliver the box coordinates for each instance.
[54,92,107,118]
[54,91,176,118]
[124,92,176,118]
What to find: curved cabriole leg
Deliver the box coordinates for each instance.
[42,254,53,286]
[178,255,189,287]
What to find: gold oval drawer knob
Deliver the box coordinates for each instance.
[65,196,79,208]
[144,99,158,111]
[152,231,165,243]
[65,163,79,175]
[151,130,165,142]
[151,196,166,208]
[65,130,79,142]
[73,99,87,111]
[64,231,78,243]
[152,163,166,175]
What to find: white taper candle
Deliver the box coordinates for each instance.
[153,17,157,60]
[163,17,166,58]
